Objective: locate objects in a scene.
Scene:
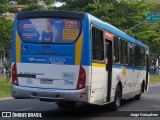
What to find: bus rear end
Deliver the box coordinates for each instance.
[11,11,90,106]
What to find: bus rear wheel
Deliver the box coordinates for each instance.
[56,101,76,108]
[112,85,122,111]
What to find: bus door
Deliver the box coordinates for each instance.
[145,54,150,91]
[104,32,113,102]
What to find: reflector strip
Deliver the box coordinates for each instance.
[75,34,83,65]
[16,33,21,62]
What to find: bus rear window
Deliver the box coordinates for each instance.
[18,18,81,43]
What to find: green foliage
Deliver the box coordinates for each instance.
[0,0,8,4]
[150,74,160,85]
[16,0,56,5]
[0,17,13,59]
[0,77,11,98]
[22,4,46,11]
[57,0,160,53]
[16,0,56,11]
[0,2,8,14]
[16,0,37,5]
[43,0,56,5]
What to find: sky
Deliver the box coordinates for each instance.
[54,2,65,7]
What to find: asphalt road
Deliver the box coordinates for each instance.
[0,85,160,120]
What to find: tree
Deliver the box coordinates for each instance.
[15,0,37,5]
[57,0,160,53]
[15,0,56,5]
[0,0,8,14]
[16,0,56,11]
[0,17,13,59]
[0,17,13,79]
[133,23,160,53]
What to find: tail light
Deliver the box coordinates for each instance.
[76,66,86,89]
[12,63,19,86]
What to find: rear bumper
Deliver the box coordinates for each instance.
[11,84,90,102]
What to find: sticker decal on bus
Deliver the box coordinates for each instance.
[62,72,75,80]
[21,45,28,52]
[64,80,74,85]
[50,58,65,64]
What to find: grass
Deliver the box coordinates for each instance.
[0,74,159,98]
[0,76,11,99]
[150,74,160,85]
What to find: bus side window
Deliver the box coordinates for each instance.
[92,27,104,61]
[120,39,128,65]
[135,46,141,66]
[141,48,145,67]
[113,36,119,63]
[129,44,134,66]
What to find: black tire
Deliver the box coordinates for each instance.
[56,101,76,108]
[135,83,143,100]
[112,85,122,111]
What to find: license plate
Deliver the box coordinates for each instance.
[40,79,53,85]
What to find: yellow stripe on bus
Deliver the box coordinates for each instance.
[75,34,83,65]
[16,33,21,63]
[92,63,106,68]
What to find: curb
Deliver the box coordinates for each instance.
[0,97,12,101]
[150,84,160,86]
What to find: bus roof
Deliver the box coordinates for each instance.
[86,13,149,50]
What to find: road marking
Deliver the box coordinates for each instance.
[0,97,12,101]
[16,107,32,111]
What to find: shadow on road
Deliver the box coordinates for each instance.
[43,98,137,117]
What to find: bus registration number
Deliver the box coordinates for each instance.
[40,79,53,85]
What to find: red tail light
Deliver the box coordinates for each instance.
[76,66,86,89]
[12,63,19,86]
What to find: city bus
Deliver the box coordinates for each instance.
[11,11,150,110]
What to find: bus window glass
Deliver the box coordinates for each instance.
[120,39,128,64]
[141,48,145,67]
[114,36,119,63]
[135,46,141,66]
[18,18,81,43]
[129,44,134,66]
[92,27,104,61]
